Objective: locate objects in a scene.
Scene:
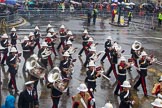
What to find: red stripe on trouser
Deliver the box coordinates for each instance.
[48,56,53,67]
[52,46,57,56]
[106,53,111,63]
[52,105,57,108]
[141,76,147,95]
[37,43,41,49]
[83,46,88,56]
[112,64,118,79]
[11,74,17,90]
[61,41,65,49]
[118,81,122,91]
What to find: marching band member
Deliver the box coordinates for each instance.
[102,102,113,108]
[85,60,100,93]
[18,81,39,108]
[44,33,53,68]
[100,36,112,63]
[131,40,142,68]
[21,36,32,71]
[64,40,77,59]
[59,51,71,78]
[47,81,63,108]
[83,46,96,68]
[66,30,75,42]
[7,47,19,93]
[119,81,135,108]
[46,24,53,33]
[152,76,162,96]
[78,29,90,56]
[151,98,162,108]
[10,27,18,48]
[114,56,131,96]
[28,32,36,54]
[134,51,153,97]
[106,42,121,79]
[57,25,67,50]
[72,83,95,108]
[1,33,10,65]
[34,26,41,49]
[38,41,51,68]
[49,28,58,56]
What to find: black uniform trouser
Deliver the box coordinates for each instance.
[78,48,84,55]
[106,64,118,79]
[8,72,17,90]
[52,97,61,108]
[101,50,110,62]
[134,75,147,95]
[57,39,65,50]
[87,81,96,91]
[114,75,126,94]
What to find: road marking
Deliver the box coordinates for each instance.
[131,36,162,40]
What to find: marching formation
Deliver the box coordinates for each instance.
[0,24,161,108]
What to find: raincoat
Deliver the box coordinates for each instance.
[1,95,15,108]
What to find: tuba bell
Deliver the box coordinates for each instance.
[26,54,46,79]
[132,41,142,51]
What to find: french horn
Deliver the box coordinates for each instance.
[132,41,142,51]
[26,55,46,79]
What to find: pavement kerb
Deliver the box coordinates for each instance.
[6,17,27,28]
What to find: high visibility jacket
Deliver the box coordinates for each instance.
[158,13,162,20]
[128,12,132,17]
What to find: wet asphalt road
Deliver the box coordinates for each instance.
[1,15,162,108]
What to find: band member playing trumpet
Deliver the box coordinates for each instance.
[100,36,112,63]
[1,33,10,65]
[66,30,75,42]
[114,56,131,96]
[34,26,41,49]
[7,47,19,93]
[134,51,153,97]
[72,83,95,108]
[38,42,51,68]
[57,25,67,50]
[10,27,18,48]
[119,81,135,108]
[85,60,100,93]
[152,76,162,96]
[78,29,90,56]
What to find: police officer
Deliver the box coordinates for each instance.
[18,81,39,108]
[47,82,63,108]
[101,36,112,63]
[72,83,94,108]
[92,7,98,25]
[7,47,19,92]
[78,29,90,56]
[134,51,152,97]
[114,56,131,96]
[10,27,18,48]
[21,36,32,71]
[119,81,135,108]
[127,11,132,25]
[34,26,41,49]
[38,42,51,68]
[1,33,10,65]
[57,25,67,50]
[158,12,162,27]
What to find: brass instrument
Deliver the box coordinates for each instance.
[41,48,52,59]
[26,55,47,79]
[132,41,142,51]
[48,66,70,92]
